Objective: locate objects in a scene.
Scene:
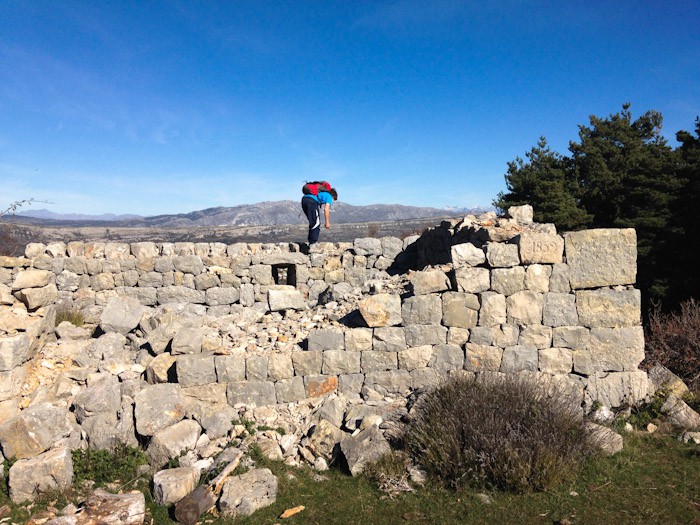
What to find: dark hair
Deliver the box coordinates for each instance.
[329,188,338,200]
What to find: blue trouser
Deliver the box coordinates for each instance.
[301,196,321,244]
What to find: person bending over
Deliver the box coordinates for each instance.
[301,181,338,245]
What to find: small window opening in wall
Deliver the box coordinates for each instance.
[272,264,297,286]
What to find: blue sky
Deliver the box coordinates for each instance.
[1,1,699,216]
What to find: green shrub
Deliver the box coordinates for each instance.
[645,298,700,392]
[55,307,85,327]
[72,445,148,486]
[402,374,599,493]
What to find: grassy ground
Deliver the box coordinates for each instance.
[2,433,699,524]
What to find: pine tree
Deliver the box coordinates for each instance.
[570,104,679,304]
[493,137,590,230]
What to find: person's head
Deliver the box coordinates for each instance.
[329,188,338,201]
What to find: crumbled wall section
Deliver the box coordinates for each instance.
[0,206,648,409]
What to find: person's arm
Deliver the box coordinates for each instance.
[324,203,331,228]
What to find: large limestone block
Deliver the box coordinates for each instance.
[465,344,503,372]
[322,350,361,374]
[14,283,58,310]
[429,344,465,372]
[372,327,406,352]
[549,263,571,293]
[344,328,373,352]
[506,291,544,325]
[478,292,506,326]
[543,293,578,327]
[99,296,145,335]
[104,242,131,259]
[410,269,451,295]
[131,241,159,258]
[454,267,490,293]
[469,325,519,347]
[525,264,551,292]
[0,365,29,402]
[308,328,345,351]
[1,255,29,268]
[647,365,690,398]
[0,333,31,371]
[176,354,217,387]
[25,243,46,258]
[306,419,345,460]
[539,347,573,374]
[552,326,590,349]
[275,376,307,403]
[220,468,278,517]
[518,325,552,349]
[354,237,382,255]
[500,345,538,372]
[9,447,73,504]
[573,326,645,375]
[72,375,121,422]
[381,237,404,259]
[585,371,648,408]
[260,252,308,265]
[304,374,339,398]
[0,403,75,459]
[363,369,411,396]
[507,205,533,224]
[485,242,520,268]
[451,243,486,267]
[157,286,206,304]
[491,267,525,296]
[404,324,447,346]
[661,394,700,430]
[358,294,402,327]
[11,269,54,290]
[134,384,186,436]
[206,286,240,306]
[152,466,200,505]
[195,272,221,291]
[268,353,294,381]
[361,351,398,372]
[146,353,177,384]
[565,229,637,289]
[226,381,277,407]
[399,346,434,371]
[171,324,205,354]
[147,419,202,468]
[1,283,14,304]
[576,289,641,328]
[269,286,306,311]
[402,294,442,325]
[291,350,323,376]
[246,355,268,380]
[442,292,479,328]
[516,232,564,264]
[172,255,204,275]
[339,425,392,476]
[215,354,246,382]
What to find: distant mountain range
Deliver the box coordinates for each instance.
[17,210,141,221]
[15,201,491,228]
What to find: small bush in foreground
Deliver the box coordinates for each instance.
[403,374,599,493]
[645,298,700,391]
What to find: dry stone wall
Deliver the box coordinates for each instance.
[0,205,653,505]
[1,206,648,418]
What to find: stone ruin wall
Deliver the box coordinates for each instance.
[1,206,649,419]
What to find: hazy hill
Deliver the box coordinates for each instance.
[13,201,488,228]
